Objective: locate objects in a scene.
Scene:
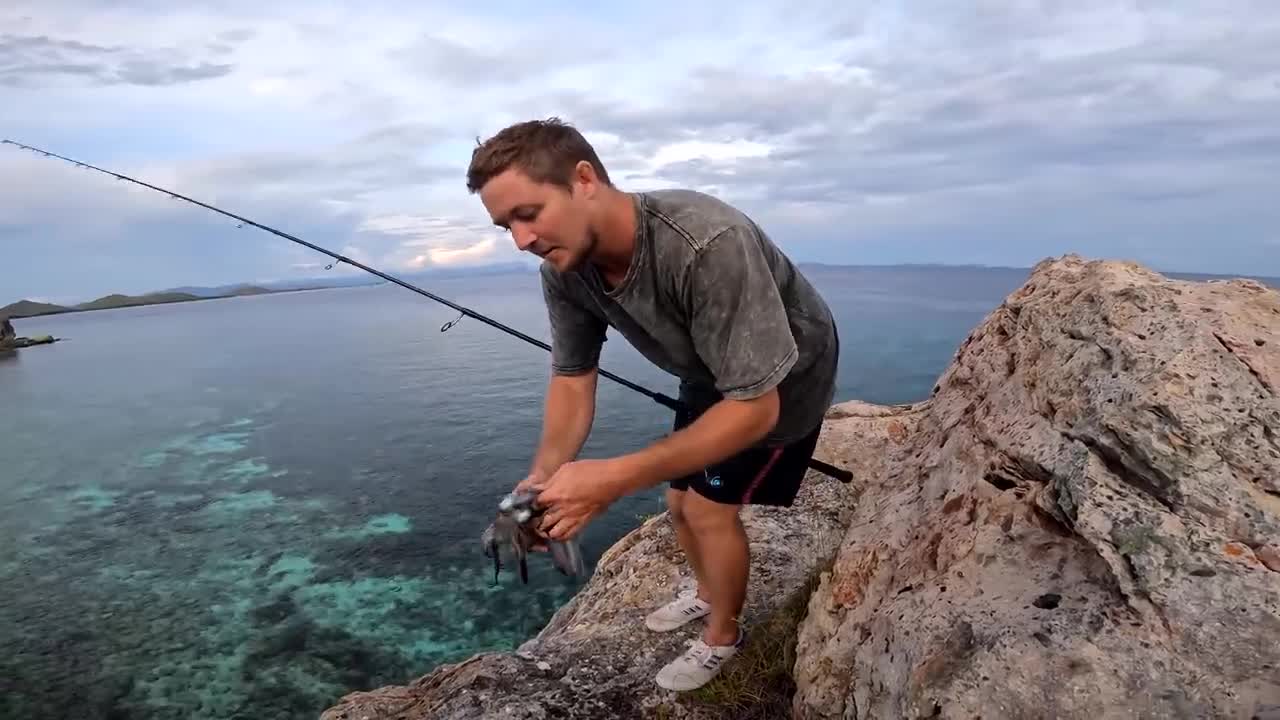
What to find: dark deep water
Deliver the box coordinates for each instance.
[0,263,1153,719]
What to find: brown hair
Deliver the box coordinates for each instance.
[466,117,612,194]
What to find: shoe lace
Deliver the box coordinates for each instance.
[679,639,718,669]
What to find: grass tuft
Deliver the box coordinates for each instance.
[681,555,834,719]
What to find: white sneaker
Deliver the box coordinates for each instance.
[655,628,745,691]
[645,594,711,632]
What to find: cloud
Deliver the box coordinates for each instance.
[3,0,1279,303]
[406,237,497,268]
[0,33,237,87]
[502,1,1280,275]
[357,214,512,270]
[181,122,457,204]
[390,32,610,88]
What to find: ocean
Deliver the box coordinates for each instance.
[0,263,1065,719]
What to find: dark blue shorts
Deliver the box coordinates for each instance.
[667,385,821,507]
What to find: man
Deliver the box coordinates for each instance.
[466,117,839,691]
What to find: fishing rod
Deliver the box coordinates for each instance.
[3,138,853,483]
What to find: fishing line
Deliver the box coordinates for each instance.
[2,138,853,483]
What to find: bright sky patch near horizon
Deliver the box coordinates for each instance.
[2,0,1278,303]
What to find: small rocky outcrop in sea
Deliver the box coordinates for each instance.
[321,255,1280,720]
[0,317,59,350]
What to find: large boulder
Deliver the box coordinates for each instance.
[792,255,1280,719]
[320,254,1279,720]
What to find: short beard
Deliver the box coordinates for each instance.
[563,228,598,273]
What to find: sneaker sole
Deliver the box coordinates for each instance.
[656,673,721,692]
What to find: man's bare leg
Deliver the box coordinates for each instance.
[666,487,711,602]
[682,490,749,646]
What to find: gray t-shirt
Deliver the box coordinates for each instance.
[541,189,839,446]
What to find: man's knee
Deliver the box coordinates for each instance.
[665,487,687,524]
[681,490,741,537]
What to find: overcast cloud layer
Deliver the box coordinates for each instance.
[2,0,1278,302]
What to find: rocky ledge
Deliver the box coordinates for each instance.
[0,317,58,351]
[323,255,1280,720]
[0,335,59,350]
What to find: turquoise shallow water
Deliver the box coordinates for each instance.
[1,265,1035,719]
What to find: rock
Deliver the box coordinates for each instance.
[792,255,1280,719]
[1,314,60,349]
[1258,545,1280,573]
[321,454,858,719]
[0,316,57,350]
[9,335,59,349]
[321,254,1279,720]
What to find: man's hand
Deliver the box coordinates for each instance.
[535,458,625,541]
[506,469,551,552]
[514,468,547,494]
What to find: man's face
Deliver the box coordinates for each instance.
[479,164,596,272]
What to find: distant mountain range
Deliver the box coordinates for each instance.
[159,261,538,296]
[0,261,539,320]
[0,286,279,319]
[159,283,293,298]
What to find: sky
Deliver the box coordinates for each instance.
[2,0,1278,304]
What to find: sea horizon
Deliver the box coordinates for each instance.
[8,254,1280,317]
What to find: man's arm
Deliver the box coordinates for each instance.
[526,369,598,482]
[521,263,607,489]
[533,389,775,541]
[606,388,778,497]
[602,221,797,497]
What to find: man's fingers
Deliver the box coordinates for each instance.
[516,469,550,492]
[538,508,563,533]
[545,515,578,541]
[545,519,564,541]
[516,478,544,493]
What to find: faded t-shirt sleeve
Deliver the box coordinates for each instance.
[687,224,798,399]
[541,264,607,376]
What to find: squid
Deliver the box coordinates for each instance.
[481,491,587,585]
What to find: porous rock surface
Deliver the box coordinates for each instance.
[323,255,1280,719]
[793,255,1280,719]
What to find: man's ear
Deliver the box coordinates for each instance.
[573,160,599,196]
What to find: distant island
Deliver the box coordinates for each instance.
[0,285,283,320]
[0,261,541,321]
